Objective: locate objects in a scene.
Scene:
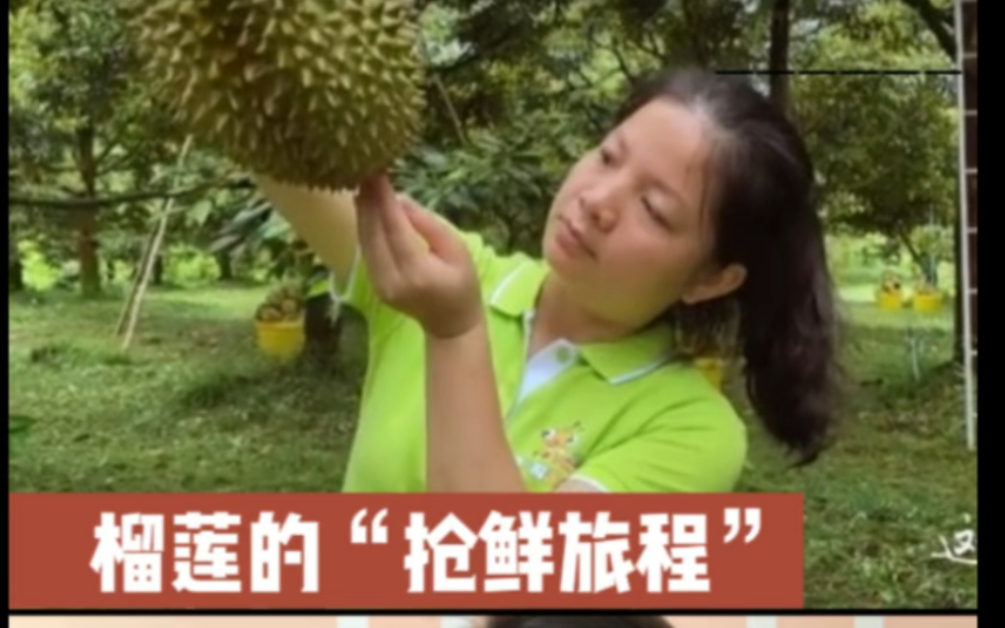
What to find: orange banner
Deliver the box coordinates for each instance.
[10,493,803,609]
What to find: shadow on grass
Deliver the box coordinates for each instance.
[173,354,361,424]
[10,288,237,329]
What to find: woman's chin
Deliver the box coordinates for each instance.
[543,238,576,275]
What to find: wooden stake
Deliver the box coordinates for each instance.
[120,135,195,351]
[115,225,158,335]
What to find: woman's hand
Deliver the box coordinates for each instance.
[354,172,483,339]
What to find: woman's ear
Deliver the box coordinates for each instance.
[680,262,747,305]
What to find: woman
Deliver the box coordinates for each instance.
[258,68,841,493]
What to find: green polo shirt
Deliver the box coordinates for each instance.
[333,227,747,493]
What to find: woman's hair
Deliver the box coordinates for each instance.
[485,616,674,628]
[613,68,842,466]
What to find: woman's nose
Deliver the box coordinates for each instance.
[581,183,622,231]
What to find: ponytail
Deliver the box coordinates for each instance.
[737,194,842,465]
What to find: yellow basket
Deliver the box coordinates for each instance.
[876,289,903,311]
[912,291,944,314]
[255,318,305,361]
[694,357,726,389]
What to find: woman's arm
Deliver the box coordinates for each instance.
[253,175,359,280]
[425,318,527,492]
[345,174,539,492]
[424,317,606,493]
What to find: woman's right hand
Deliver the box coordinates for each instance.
[354,173,483,339]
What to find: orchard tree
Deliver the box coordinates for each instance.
[8,0,218,296]
[793,0,957,283]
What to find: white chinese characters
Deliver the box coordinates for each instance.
[480,510,554,593]
[636,513,709,593]
[252,512,320,593]
[173,511,241,593]
[91,512,164,593]
[379,508,763,594]
[560,511,634,593]
[90,511,319,593]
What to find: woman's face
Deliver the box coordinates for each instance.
[542,97,745,326]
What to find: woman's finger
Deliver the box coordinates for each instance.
[401,198,465,263]
[364,176,422,268]
[357,172,396,216]
[355,175,401,287]
[357,212,401,290]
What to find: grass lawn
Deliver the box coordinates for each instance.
[8,281,976,608]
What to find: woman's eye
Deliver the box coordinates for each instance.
[643,198,668,227]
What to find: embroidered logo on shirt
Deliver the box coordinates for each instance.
[526,421,584,487]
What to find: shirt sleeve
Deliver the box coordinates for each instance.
[331,216,501,339]
[570,397,748,493]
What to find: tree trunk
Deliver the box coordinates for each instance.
[898,0,957,60]
[75,125,102,298]
[768,0,792,112]
[77,209,101,297]
[896,230,928,284]
[9,248,25,293]
[153,253,164,286]
[215,252,234,281]
[303,293,343,362]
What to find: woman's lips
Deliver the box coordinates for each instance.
[557,216,596,258]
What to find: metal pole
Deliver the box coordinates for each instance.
[952,0,976,451]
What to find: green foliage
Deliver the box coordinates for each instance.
[396,110,579,254]
[8,0,213,295]
[9,0,169,182]
[210,195,319,284]
[794,2,957,248]
[909,224,953,287]
[10,0,962,297]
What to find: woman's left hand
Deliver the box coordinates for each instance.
[354,172,483,339]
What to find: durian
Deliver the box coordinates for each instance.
[256,282,304,322]
[125,0,426,191]
[256,304,283,322]
[279,297,300,316]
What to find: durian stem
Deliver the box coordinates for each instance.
[119,134,195,352]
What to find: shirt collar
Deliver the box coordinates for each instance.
[488,261,676,383]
